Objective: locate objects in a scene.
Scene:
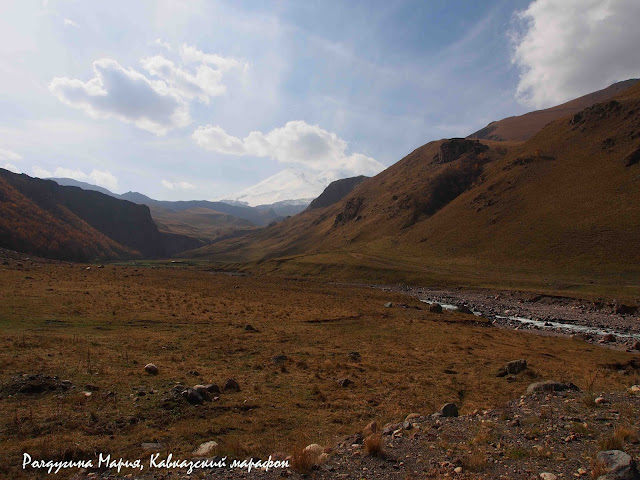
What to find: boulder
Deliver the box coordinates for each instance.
[348,351,361,362]
[595,450,640,480]
[193,441,218,457]
[440,403,459,417]
[384,302,393,308]
[204,384,220,394]
[526,381,580,395]
[429,303,443,313]
[540,474,557,480]
[192,385,212,402]
[302,444,325,465]
[144,363,158,375]
[223,378,241,392]
[497,359,528,377]
[337,378,354,388]
[601,333,617,343]
[183,388,205,405]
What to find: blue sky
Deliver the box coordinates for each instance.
[1,0,639,201]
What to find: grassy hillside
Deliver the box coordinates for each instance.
[468,79,639,142]
[185,83,640,297]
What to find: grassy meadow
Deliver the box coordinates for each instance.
[0,261,637,478]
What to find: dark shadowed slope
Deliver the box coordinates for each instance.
[307,176,368,210]
[0,169,202,261]
[468,79,639,142]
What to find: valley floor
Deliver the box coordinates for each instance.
[0,250,638,479]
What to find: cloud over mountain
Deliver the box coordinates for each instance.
[512,0,640,108]
[192,120,384,176]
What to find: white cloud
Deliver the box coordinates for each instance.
[512,0,640,108]
[63,18,79,28]
[0,147,22,162]
[192,120,384,176]
[161,179,195,190]
[49,58,191,135]
[32,166,119,191]
[180,44,248,73]
[140,55,226,103]
[153,38,172,51]
[3,163,20,173]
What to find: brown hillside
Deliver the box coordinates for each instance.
[0,175,136,261]
[0,169,204,261]
[187,83,640,293]
[468,79,639,142]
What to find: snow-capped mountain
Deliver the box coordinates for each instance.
[225,168,343,207]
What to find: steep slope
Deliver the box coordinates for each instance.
[0,169,202,261]
[468,79,639,142]
[307,176,368,210]
[0,172,137,261]
[187,82,640,288]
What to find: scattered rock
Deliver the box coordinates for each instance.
[454,466,463,474]
[2,374,73,396]
[595,450,640,480]
[348,351,361,362]
[440,403,459,417]
[337,378,354,388]
[183,388,205,405]
[382,423,400,435]
[204,383,220,394]
[141,443,163,452]
[192,441,218,457]
[192,385,212,402]
[540,473,557,480]
[497,359,528,377]
[272,354,288,365]
[144,363,158,375]
[363,421,377,437]
[629,385,640,394]
[223,378,240,392]
[302,444,326,466]
[526,381,580,395]
[595,396,609,405]
[429,303,443,313]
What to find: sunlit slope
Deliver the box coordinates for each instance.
[468,79,639,142]
[186,83,640,286]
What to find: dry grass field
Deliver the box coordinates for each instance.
[0,259,637,478]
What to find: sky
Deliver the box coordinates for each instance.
[1,0,639,201]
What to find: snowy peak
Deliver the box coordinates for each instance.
[229,168,342,206]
